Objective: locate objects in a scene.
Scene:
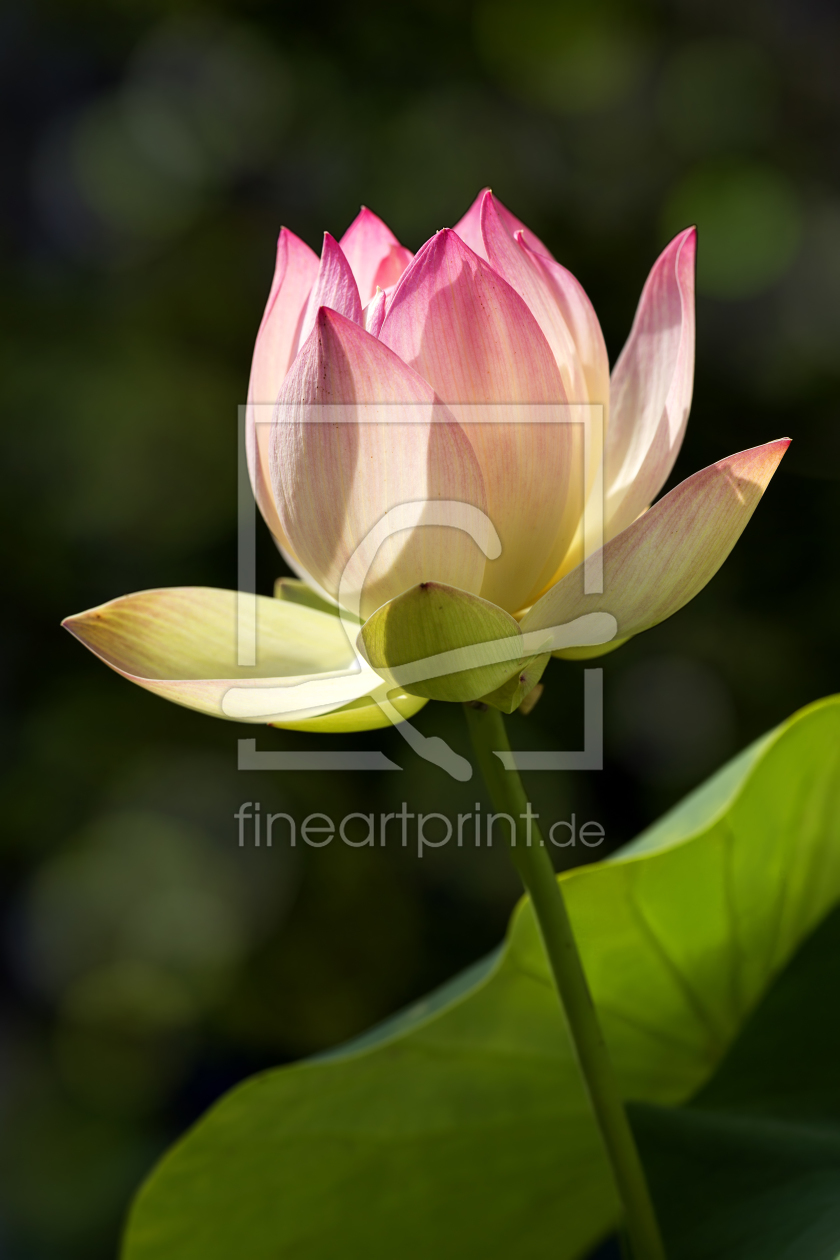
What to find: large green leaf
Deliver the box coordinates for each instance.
[632,903,840,1259]
[121,696,840,1260]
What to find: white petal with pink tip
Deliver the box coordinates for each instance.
[522,440,789,645]
[605,228,697,539]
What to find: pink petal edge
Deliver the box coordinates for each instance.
[453,188,555,262]
[247,227,319,545]
[297,232,364,353]
[339,206,413,305]
[605,227,697,540]
[523,438,790,641]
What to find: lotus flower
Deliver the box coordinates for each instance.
[63,191,788,730]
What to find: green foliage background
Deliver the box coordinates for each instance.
[1,0,839,1256]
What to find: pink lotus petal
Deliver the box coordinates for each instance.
[480,190,587,402]
[605,228,697,539]
[339,206,413,305]
[251,228,320,390]
[271,307,490,621]
[363,288,387,337]
[521,239,611,415]
[509,239,613,590]
[380,229,582,614]
[522,439,789,643]
[453,188,555,262]
[247,227,319,544]
[297,232,364,353]
[478,194,612,592]
[373,244,413,293]
[451,189,488,259]
[380,230,568,408]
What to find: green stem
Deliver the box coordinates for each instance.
[464,702,666,1260]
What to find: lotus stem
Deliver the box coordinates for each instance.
[464,701,666,1260]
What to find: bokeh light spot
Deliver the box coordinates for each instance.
[475,0,652,115]
[657,38,777,154]
[663,161,801,298]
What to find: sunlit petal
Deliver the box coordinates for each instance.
[605,227,696,539]
[271,308,490,620]
[363,288,387,337]
[62,588,365,722]
[480,190,587,402]
[522,439,789,651]
[247,228,319,543]
[453,188,554,261]
[297,233,364,352]
[380,229,581,614]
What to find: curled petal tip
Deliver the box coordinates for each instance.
[605,225,699,537]
[677,225,697,268]
[671,227,697,291]
[275,225,294,251]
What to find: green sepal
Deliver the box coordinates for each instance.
[478,652,551,713]
[359,582,525,703]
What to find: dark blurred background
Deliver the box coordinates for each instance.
[1,0,839,1255]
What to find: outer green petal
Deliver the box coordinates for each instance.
[271,688,427,733]
[62,587,381,724]
[553,637,629,662]
[360,582,525,703]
